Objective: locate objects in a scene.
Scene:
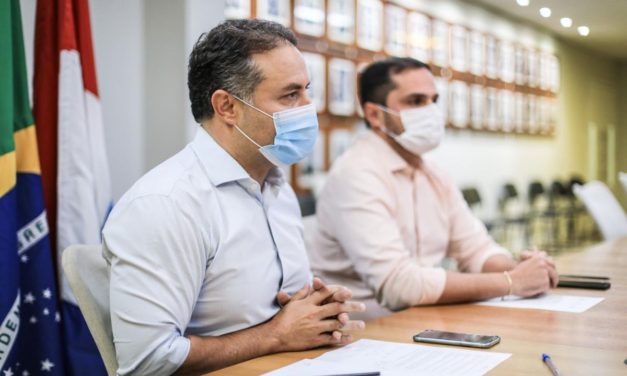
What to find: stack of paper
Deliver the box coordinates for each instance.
[263,339,511,376]
[475,293,604,313]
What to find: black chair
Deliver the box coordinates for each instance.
[496,183,528,251]
[297,191,316,217]
[461,187,493,231]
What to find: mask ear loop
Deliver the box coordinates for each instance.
[233,123,263,148]
[375,104,402,139]
[231,93,273,119]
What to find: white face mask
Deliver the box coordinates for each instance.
[379,103,445,155]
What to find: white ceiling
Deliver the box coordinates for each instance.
[463,0,627,61]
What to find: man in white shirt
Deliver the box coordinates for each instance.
[102,19,365,375]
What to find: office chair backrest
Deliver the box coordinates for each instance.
[573,181,627,240]
[461,187,482,207]
[620,172,627,194]
[528,181,545,205]
[62,245,118,376]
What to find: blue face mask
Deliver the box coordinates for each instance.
[233,96,319,167]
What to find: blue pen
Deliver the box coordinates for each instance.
[542,353,561,376]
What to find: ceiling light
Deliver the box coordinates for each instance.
[516,0,529,6]
[539,7,551,18]
[577,26,590,36]
[560,17,573,28]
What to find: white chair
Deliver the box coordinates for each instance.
[62,245,118,375]
[619,172,627,194]
[573,181,627,240]
[302,214,318,254]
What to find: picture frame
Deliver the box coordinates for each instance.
[539,52,551,91]
[470,84,485,129]
[485,34,499,79]
[407,12,431,63]
[525,94,538,133]
[514,91,525,132]
[225,0,251,19]
[328,58,356,116]
[294,0,325,37]
[434,77,449,123]
[256,0,291,26]
[500,41,514,83]
[469,30,485,76]
[514,45,527,85]
[327,0,355,44]
[449,80,469,128]
[527,49,539,88]
[384,4,407,57]
[431,19,449,68]
[549,54,560,93]
[450,25,468,72]
[500,89,514,132]
[357,0,383,52]
[302,52,327,113]
[485,87,499,131]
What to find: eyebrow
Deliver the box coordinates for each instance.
[403,93,438,102]
[281,82,310,92]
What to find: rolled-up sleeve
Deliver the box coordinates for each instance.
[322,168,446,311]
[445,182,511,273]
[102,195,206,376]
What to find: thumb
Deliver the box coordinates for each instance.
[276,291,291,307]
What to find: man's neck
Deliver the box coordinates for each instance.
[202,123,273,186]
[373,129,422,169]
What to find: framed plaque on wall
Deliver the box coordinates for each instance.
[329,58,356,116]
[302,52,327,113]
[407,12,431,63]
[294,0,325,37]
[327,0,354,44]
[384,4,407,57]
[357,0,383,51]
[257,0,291,26]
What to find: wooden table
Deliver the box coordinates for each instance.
[211,238,627,375]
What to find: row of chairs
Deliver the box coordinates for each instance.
[463,178,598,253]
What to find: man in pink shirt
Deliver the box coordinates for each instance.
[311,57,558,319]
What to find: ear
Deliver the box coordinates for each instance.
[363,102,386,131]
[211,89,239,126]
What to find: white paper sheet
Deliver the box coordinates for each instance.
[475,293,604,313]
[263,339,511,376]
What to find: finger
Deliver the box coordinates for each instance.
[317,301,366,319]
[331,330,342,342]
[276,291,291,307]
[291,283,311,301]
[312,277,325,291]
[317,319,343,335]
[330,286,352,303]
[338,320,366,331]
[547,264,559,288]
[337,312,349,325]
[339,333,353,344]
[306,283,338,305]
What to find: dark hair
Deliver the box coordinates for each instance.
[188,19,297,122]
[358,57,431,127]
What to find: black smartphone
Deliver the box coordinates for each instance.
[413,329,501,348]
[557,274,611,290]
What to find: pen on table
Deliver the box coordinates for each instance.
[319,372,380,376]
[542,353,561,376]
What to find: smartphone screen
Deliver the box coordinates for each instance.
[413,329,500,348]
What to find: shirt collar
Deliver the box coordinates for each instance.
[191,128,250,186]
[191,128,286,189]
[362,131,413,174]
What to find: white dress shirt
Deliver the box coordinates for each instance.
[102,128,311,375]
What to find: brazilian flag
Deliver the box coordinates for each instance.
[0,0,66,374]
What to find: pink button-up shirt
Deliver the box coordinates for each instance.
[310,132,509,318]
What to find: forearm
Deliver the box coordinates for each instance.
[175,321,278,375]
[436,271,509,304]
[481,254,516,273]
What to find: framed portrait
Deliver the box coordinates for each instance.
[539,52,551,91]
[357,0,383,52]
[527,49,539,88]
[434,77,449,123]
[485,87,499,131]
[549,54,560,93]
[469,31,485,76]
[485,35,499,79]
[514,45,527,85]
[500,41,514,83]
[450,25,468,72]
[514,91,525,132]
[407,12,430,63]
[327,0,354,44]
[449,80,469,128]
[256,0,290,26]
[500,90,514,132]
[539,96,551,133]
[225,0,251,19]
[302,52,326,113]
[525,94,538,133]
[328,58,356,116]
[298,129,325,176]
[294,0,325,37]
[470,84,485,129]
[384,4,407,57]
[431,19,449,68]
